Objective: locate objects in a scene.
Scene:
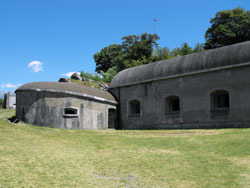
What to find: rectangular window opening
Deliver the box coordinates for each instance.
[165,96,180,114]
[128,100,141,117]
[63,107,79,117]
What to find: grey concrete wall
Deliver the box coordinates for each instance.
[109,65,250,129]
[16,90,116,130]
[4,94,16,109]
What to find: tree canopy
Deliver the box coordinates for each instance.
[92,33,204,83]
[93,44,122,73]
[115,33,160,71]
[121,33,159,60]
[204,7,250,50]
[94,33,160,73]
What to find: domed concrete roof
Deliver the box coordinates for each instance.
[16,82,116,103]
[110,41,250,88]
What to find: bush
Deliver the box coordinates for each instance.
[100,67,117,83]
[80,72,103,82]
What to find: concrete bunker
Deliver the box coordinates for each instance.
[15,82,117,130]
[4,93,16,109]
[109,41,250,129]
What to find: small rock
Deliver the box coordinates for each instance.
[58,78,69,82]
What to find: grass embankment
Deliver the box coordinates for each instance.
[0,109,250,188]
[68,79,101,89]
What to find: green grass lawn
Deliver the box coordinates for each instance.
[0,109,250,188]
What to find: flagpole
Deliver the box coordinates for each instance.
[153,18,157,34]
[154,19,155,34]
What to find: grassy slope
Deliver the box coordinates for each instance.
[68,79,101,89]
[0,109,250,188]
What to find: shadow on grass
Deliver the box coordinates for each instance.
[7,116,19,123]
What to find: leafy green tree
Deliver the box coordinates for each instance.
[154,47,170,61]
[153,43,203,62]
[180,42,192,56]
[93,44,122,73]
[93,33,159,73]
[100,67,118,83]
[170,47,181,57]
[114,33,160,71]
[204,7,250,49]
[112,53,127,72]
[169,43,202,57]
[121,33,159,60]
[192,43,204,53]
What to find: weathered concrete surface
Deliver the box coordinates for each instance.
[4,94,16,109]
[16,83,116,130]
[110,41,250,88]
[17,82,115,102]
[109,41,250,129]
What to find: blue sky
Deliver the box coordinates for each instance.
[0,0,249,95]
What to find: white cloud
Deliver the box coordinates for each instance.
[1,83,20,89]
[28,60,43,73]
[61,72,80,78]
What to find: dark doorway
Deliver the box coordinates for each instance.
[108,108,116,129]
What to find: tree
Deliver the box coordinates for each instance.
[154,47,170,61]
[121,33,159,60]
[169,43,193,58]
[93,44,122,73]
[93,33,160,73]
[100,67,118,83]
[204,7,250,50]
[192,43,204,53]
[180,42,192,56]
[114,33,160,71]
[170,47,181,57]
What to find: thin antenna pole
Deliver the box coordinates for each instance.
[154,19,155,34]
[153,18,157,34]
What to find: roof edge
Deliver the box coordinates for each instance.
[110,41,250,88]
[109,60,250,88]
[16,88,117,105]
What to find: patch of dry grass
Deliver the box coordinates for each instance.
[227,156,250,188]
[69,78,101,89]
[97,129,225,138]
